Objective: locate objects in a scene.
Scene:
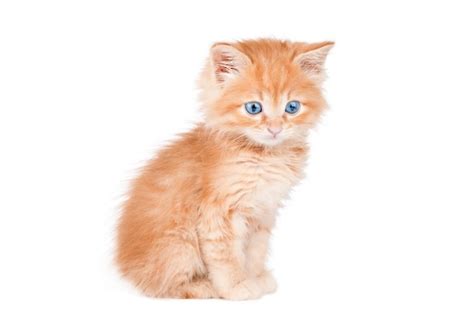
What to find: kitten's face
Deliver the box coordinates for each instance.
[200,39,333,147]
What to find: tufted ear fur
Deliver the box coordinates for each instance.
[294,42,334,84]
[210,44,251,85]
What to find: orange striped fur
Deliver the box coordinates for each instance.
[116,39,333,299]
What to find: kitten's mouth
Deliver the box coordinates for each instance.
[244,130,286,146]
[261,134,285,146]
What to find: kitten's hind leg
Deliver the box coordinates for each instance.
[121,232,209,299]
[168,277,218,299]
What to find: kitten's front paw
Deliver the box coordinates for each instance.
[257,271,277,294]
[221,278,263,300]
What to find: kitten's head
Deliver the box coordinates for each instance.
[199,39,333,147]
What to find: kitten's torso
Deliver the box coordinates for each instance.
[209,141,307,229]
[117,123,310,298]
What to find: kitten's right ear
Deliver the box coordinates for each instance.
[294,41,334,85]
[210,44,251,85]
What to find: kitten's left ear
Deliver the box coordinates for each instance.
[294,41,334,84]
[210,43,251,85]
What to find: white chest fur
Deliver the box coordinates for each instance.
[213,151,305,226]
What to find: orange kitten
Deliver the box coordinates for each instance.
[116,39,333,299]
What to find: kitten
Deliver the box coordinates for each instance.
[116,39,333,299]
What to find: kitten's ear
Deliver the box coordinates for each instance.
[210,44,251,85]
[294,42,334,84]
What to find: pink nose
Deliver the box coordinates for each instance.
[267,127,282,137]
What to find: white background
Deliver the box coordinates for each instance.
[1,1,473,314]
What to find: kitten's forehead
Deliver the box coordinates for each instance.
[249,63,306,105]
[247,64,300,110]
[259,92,288,116]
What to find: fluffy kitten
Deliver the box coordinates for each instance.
[116,39,333,299]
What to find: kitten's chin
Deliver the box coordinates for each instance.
[243,129,310,148]
[245,132,287,147]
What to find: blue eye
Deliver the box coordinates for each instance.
[285,100,301,114]
[245,101,262,115]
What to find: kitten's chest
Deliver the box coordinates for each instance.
[214,151,306,216]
